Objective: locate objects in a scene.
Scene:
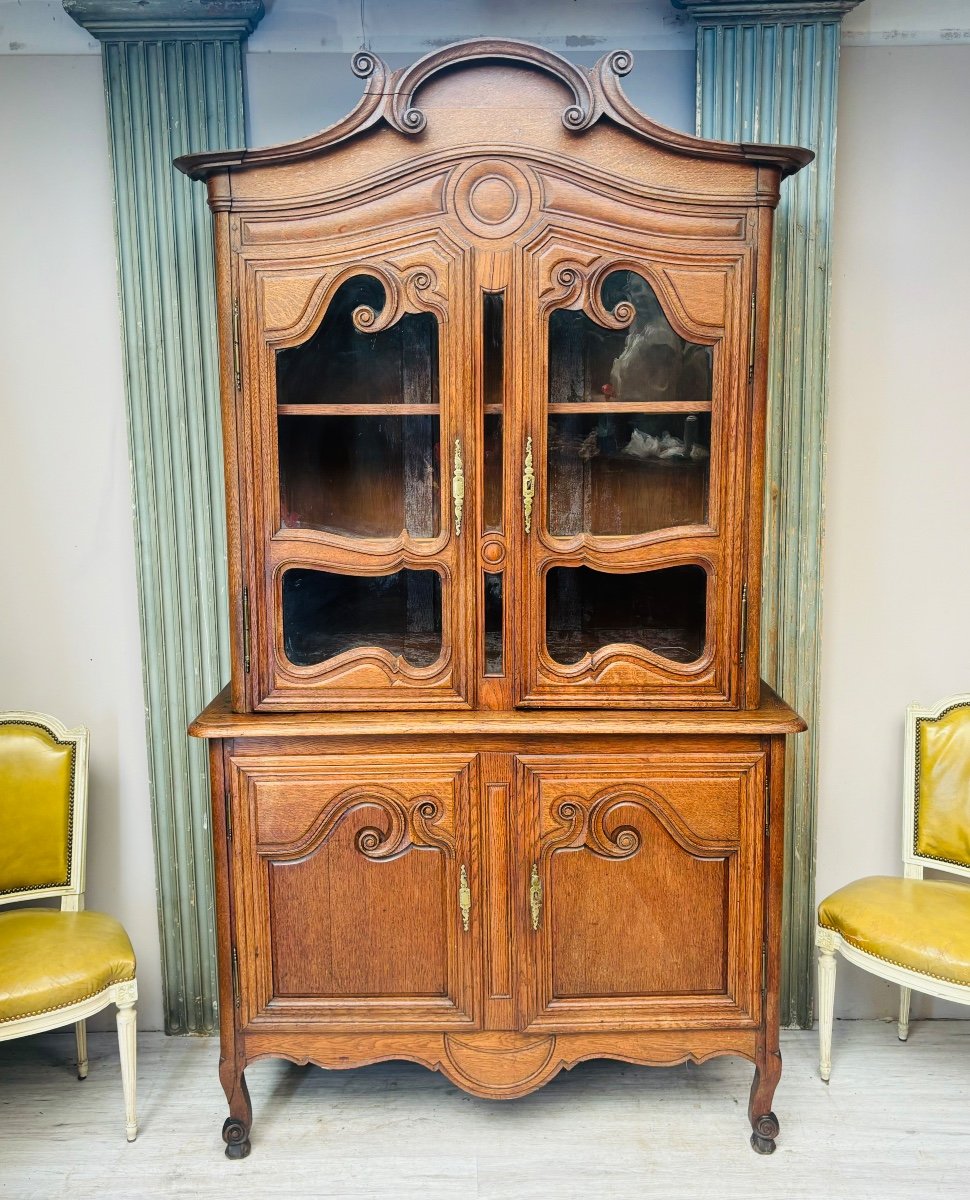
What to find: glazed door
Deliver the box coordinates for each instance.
[240,237,472,710]
[514,231,754,708]
[516,747,766,1030]
[227,751,480,1030]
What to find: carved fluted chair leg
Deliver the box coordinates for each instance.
[75,1019,88,1081]
[116,1000,138,1142]
[898,986,912,1042]
[816,928,839,1082]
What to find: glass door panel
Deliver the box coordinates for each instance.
[546,269,712,539]
[545,564,707,668]
[519,257,728,707]
[282,567,443,670]
[261,269,466,708]
[548,412,710,536]
[279,414,440,537]
[482,292,504,533]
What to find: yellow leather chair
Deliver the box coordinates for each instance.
[0,712,138,1140]
[816,694,970,1081]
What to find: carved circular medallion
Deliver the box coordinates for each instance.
[481,539,506,566]
[451,160,536,241]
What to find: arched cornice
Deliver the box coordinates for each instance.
[175,38,812,182]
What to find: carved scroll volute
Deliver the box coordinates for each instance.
[537,260,636,333]
[263,787,456,864]
[350,265,448,335]
[356,794,454,860]
[547,795,641,860]
[541,786,735,864]
[262,260,448,351]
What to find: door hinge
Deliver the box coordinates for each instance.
[231,946,240,1010]
[241,586,251,674]
[761,941,768,1001]
[231,298,241,393]
[739,582,748,665]
[225,786,233,842]
[748,288,756,385]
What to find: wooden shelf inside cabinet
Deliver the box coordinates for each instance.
[278,403,442,416]
[547,402,713,414]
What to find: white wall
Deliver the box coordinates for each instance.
[0,55,164,1030]
[818,43,970,1018]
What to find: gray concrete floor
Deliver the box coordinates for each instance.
[0,1022,967,1198]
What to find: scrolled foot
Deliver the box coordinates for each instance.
[750,1111,779,1155]
[223,1116,251,1160]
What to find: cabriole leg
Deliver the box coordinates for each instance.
[816,928,839,1082]
[220,1055,252,1159]
[748,1047,782,1154]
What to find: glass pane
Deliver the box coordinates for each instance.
[548,270,711,405]
[276,275,438,407]
[545,564,706,666]
[547,412,710,536]
[282,568,442,668]
[279,414,440,537]
[484,571,503,675]
[483,292,504,531]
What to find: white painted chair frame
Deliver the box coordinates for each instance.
[815,693,970,1081]
[0,711,138,1140]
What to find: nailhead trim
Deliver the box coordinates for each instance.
[913,703,970,870]
[0,975,136,1024]
[819,923,970,989]
[0,718,77,896]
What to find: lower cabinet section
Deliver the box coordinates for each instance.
[204,719,791,1159]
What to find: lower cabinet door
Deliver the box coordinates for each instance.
[517,749,766,1030]
[227,751,480,1029]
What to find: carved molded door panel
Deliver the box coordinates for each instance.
[227,751,480,1029]
[238,217,473,710]
[514,206,754,709]
[517,747,766,1031]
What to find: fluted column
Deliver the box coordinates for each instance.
[64,0,264,1033]
[673,0,860,1026]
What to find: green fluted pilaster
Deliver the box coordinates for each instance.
[65,1,263,1033]
[674,0,860,1027]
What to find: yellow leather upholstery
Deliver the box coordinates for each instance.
[818,875,970,986]
[916,704,970,867]
[0,909,136,1023]
[0,722,74,893]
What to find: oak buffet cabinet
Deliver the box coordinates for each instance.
[181,39,809,1159]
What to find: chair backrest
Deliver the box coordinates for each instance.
[0,712,88,907]
[903,695,970,880]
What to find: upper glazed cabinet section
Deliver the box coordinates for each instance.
[177,40,810,714]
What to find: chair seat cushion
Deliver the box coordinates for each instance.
[0,908,136,1024]
[818,875,970,986]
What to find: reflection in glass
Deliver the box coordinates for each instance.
[548,271,712,405]
[545,564,707,666]
[276,275,439,407]
[279,414,440,538]
[483,292,504,531]
[547,412,710,536]
[484,571,503,675]
[282,568,442,668]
